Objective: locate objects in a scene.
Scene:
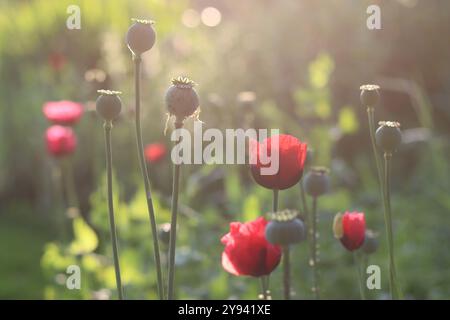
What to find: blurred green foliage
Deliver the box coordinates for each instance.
[0,0,449,299]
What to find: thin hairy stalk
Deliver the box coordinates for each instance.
[259,277,268,300]
[367,107,384,195]
[104,122,124,300]
[383,152,401,299]
[283,245,291,300]
[133,55,164,299]
[311,197,320,299]
[354,252,366,300]
[168,122,183,300]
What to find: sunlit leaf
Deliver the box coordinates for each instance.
[68,217,98,255]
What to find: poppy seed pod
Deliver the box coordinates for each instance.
[376,121,402,153]
[165,76,199,124]
[265,210,306,245]
[96,90,122,121]
[362,230,379,254]
[126,19,156,55]
[303,167,330,197]
[360,84,380,107]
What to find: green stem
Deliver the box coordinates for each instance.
[311,197,320,299]
[133,55,164,300]
[353,251,366,300]
[383,152,400,299]
[52,164,68,241]
[367,107,384,196]
[283,245,291,300]
[259,277,268,300]
[103,121,124,300]
[272,189,279,212]
[168,122,183,300]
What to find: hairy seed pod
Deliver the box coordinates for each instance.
[96,90,122,121]
[376,121,402,152]
[165,76,199,124]
[126,19,156,55]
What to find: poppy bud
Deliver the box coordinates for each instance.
[376,121,402,153]
[303,167,330,197]
[126,19,156,55]
[360,84,380,107]
[265,210,306,245]
[362,230,379,254]
[165,76,199,125]
[96,90,122,121]
[333,211,366,251]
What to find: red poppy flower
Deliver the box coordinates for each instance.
[43,100,84,125]
[250,134,307,190]
[45,125,77,157]
[221,217,282,277]
[333,211,366,251]
[145,143,167,164]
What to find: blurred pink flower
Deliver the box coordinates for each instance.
[45,125,77,157]
[43,100,84,125]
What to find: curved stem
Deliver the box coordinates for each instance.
[383,152,400,299]
[353,251,366,300]
[104,121,124,300]
[311,197,320,299]
[133,55,164,300]
[283,245,291,300]
[168,122,183,300]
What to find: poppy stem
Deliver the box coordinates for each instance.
[168,122,183,300]
[353,251,366,300]
[383,152,401,299]
[259,277,268,300]
[367,107,384,198]
[103,121,124,300]
[52,163,68,241]
[272,189,279,212]
[283,245,291,300]
[133,55,164,300]
[311,196,320,299]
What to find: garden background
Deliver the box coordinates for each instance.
[0,0,449,299]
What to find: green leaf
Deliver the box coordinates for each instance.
[69,217,98,255]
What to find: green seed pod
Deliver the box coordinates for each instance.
[266,219,305,245]
[265,210,305,245]
[165,76,199,124]
[96,90,122,121]
[360,84,380,107]
[303,167,330,197]
[126,19,156,55]
[362,230,379,254]
[376,121,402,152]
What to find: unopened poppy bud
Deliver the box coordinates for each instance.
[360,84,380,107]
[303,167,330,197]
[376,121,402,153]
[126,19,156,55]
[265,210,306,245]
[165,76,199,125]
[333,211,366,251]
[96,90,122,121]
[362,230,379,254]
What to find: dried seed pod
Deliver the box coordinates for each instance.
[360,84,380,107]
[376,121,402,153]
